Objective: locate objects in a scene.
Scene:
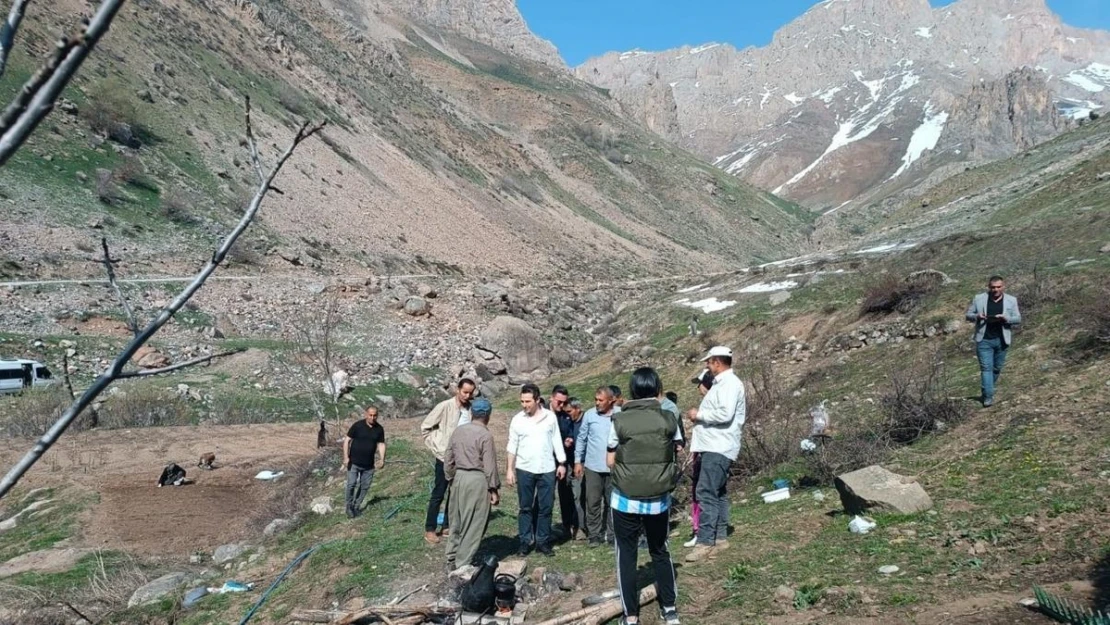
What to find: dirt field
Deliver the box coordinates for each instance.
[0,423,324,556]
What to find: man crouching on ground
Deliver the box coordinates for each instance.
[445,398,500,571]
[607,367,682,625]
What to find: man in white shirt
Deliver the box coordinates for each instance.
[506,383,567,557]
[684,346,746,563]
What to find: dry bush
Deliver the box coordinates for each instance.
[1008,264,1065,331]
[499,174,544,204]
[729,349,802,480]
[226,240,263,266]
[95,168,121,205]
[572,123,619,152]
[96,385,192,428]
[0,387,74,438]
[859,272,942,317]
[254,445,340,532]
[879,351,968,445]
[278,84,311,116]
[1071,280,1110,357]
[802,433,890,485]
[81,85,145,148]
[159,189,196,225]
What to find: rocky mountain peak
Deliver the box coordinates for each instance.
[388,0,565,68]
[577,0,1110,209]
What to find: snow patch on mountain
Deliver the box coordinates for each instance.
[915,27,933,39]
[784,92,806,105]
[1062,63,1110,93]
[890,102,949,179]
[690,43,720,55]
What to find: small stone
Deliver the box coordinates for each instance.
[1018,597,1037,608]
[878,565,900,575]
[773,584,795,603]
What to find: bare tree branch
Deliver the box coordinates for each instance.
[61,351,99,427]
[100,237,139,337]
[0,0,127,166]
[117,348,245,379]
[0,105,325,500]
[0,0,31,78]
[245,95,265,184]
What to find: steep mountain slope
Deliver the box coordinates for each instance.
[577,0,1110,209]
[0,0,811,284]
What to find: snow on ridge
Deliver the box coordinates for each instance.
[890,101,949,179]
[814,86,844,103]
[915,26,933,38]
[619,49,650,61]
[690,43,720,55]
[1002,13,1014,21]
[725,150,759,174]
[784,92,806,105]
[678,282,711,293]
[737,280,798,294]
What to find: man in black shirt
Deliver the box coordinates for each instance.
[343,405,386,518]
[965,275,1022,408]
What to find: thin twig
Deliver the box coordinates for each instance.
[0,104,325,500]
[245,95,265,184]
[100,237,139,337]
[0,0,31,78]
[62,351,99,427]
[0,0,127,165]
[61,601,96,625]
[117,348,245,378]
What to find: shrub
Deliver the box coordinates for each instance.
[1070,280,1110,358]
[1009,264,1064,327]
[95,168,121,205]
[0,387,73,438]
[226,241,263,266]
[81,84,145,148]
[159,189,196,225]
[879,351,967,445]
[730,350,801,480]
[97,385,192,429]
[859,272,942,317]
[500,174,544,204]
[278,84,311,116]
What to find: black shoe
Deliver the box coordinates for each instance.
[588,539,603,549]
[660,606,681,625]
[538,545,554,557]
[517,544,533,557]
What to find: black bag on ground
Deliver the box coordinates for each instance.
[459,554,498,613]
[157,463,186,487]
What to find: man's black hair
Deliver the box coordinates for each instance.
[665,391,678,404]
[551,384,569,397]
[628,367,662,401]
[608,384,623,398]
[988,275,1005,284]
[458,378,476,390]
[711,355,733,368]
[520,383,542,400]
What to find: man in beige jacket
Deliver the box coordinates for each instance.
[420,378,476,544]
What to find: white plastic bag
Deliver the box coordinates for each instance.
[809,400,830,436]
[848,515,877,534]
[254,470,284,481]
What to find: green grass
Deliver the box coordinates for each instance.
[0,488,94,563]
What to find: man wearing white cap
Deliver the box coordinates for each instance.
[684,346,745,563]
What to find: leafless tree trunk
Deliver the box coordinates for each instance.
[279,290,347,425]
[0,99,325,499]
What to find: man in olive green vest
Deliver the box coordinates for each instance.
[606,367,682,625]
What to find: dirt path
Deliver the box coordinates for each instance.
[0,423,323,556]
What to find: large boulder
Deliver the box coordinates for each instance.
[478,316,550,384]
[128,572,192,607]
[403,297,430,316]
[835,465,933,515]
[212,543,248,564]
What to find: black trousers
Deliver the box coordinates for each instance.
[424,459,451,532]
[611,508,678,619]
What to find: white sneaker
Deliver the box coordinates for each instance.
[683,536,698,548]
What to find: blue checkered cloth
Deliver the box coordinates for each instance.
[610,488,671,515]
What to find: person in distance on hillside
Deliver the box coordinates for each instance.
[684,346,746,564]
[343,406,386,518]
[420,379,476,543]
[965,276,1021,408]
[444,398,500,572]
[506,384,566,557]
[575,385,619,547]
[607,367,683,625]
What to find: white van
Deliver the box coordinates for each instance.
[0,359,57,395]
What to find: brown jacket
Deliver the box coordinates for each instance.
[444,422,501,491]
[420,397,465,461]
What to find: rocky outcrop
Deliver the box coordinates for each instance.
[477,315,550,384]
[835,465,934,515]
[390,0,563,69]
[950,67,1062,160]
[128,572,193,607]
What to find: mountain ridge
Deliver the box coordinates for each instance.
[576,0,1110,210]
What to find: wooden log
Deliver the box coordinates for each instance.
[287,604,453,624]
[533,587,657,625]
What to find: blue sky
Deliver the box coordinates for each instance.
[518,0,1110,66]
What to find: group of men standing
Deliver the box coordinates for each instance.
[414,346,747,625]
